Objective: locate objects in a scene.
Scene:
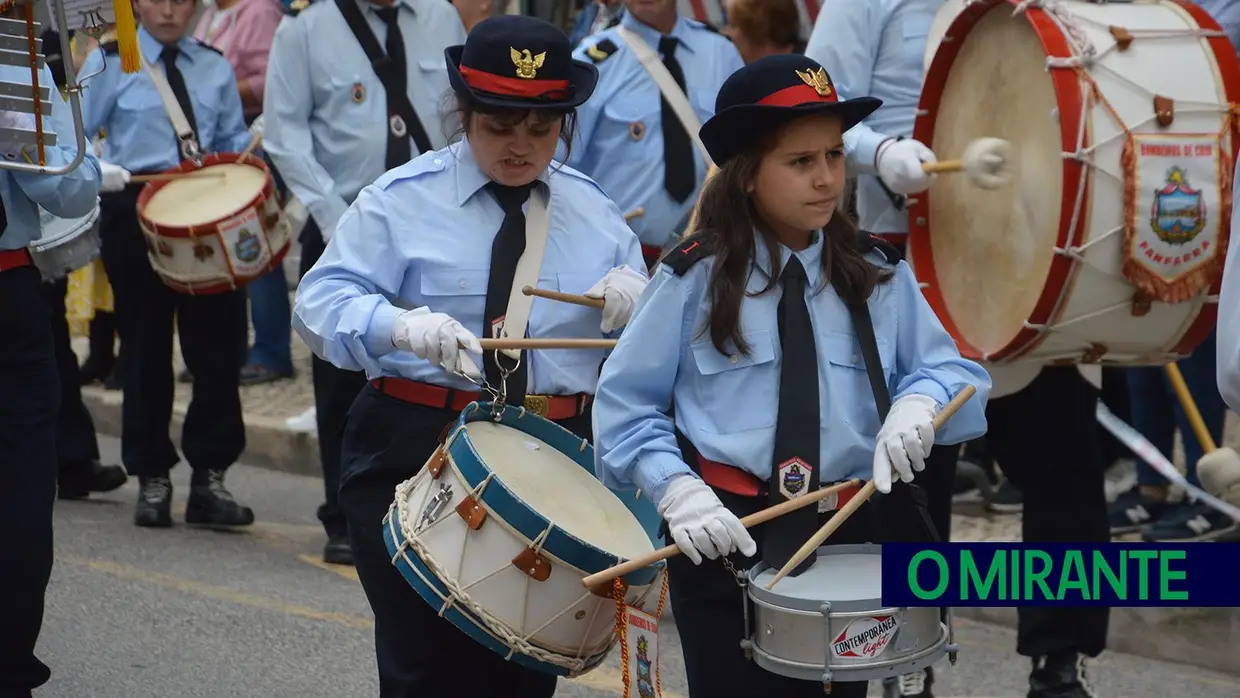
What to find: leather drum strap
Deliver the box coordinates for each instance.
[141,59,201,161]
[496,185,551,364]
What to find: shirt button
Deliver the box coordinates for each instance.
[458,278,468,289]
[433,159,442,166]
[730,355,738,364]
[851,354,859,364]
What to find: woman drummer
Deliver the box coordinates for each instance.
[291,15,647,698]
[591,54,992,698]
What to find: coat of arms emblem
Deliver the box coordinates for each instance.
[1150,166,1206,244]
[635,635,655,698]
[234,228,263,264]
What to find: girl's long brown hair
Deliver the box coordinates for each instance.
[689,132,894,357]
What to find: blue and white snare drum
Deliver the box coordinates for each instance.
[383,402,667,677]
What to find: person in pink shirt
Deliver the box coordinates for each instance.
[194,0,297,388]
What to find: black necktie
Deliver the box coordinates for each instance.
[374,6,412,169]
[482,182,534,406]
[160,46,199,150]
[763,256,822,576]
[658,36,694,203]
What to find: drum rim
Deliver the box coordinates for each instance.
[32,206,101,248]
[381,507,611,677]
[135,152,276,238]
[747,543,888,611]
[749,629,948,683]
[446,402,664,587]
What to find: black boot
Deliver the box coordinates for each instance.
[134,476,173,528]
[58,461,128,500]
[186,470,255,527]
[1029,653,1098,698]
[323,535,353,566]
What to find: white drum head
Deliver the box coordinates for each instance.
[465,422,655,562]
[926,6,1062,355]
[753,549,881,601]
[144,163,268,227]
[37,204,99,244]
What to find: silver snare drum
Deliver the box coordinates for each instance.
[742,544,956,687]
[29,204,101,282]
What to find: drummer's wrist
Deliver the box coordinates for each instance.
[364,303,407,357]
[636,458,696,506]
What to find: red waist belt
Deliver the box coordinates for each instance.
[369,377,590,420]
[0,248,33,273]
[696,453,862,508]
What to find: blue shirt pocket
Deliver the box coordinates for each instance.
[418,267,488,333]
[823,331,894,436]
[689,329,779,434]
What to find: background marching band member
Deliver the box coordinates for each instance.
[0,64,102,698]
[80,0,259,530]
[263,0,465,565]
[721,0,805,64]
[569,0,743,268]
[292,16,646,696]
[808,2,1112,696]
[591,54,990,698]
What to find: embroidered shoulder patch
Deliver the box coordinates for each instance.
[661,235,716,276]
[585,39,618,64]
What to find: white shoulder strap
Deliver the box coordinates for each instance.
[141,58,203,161]
[615,26,714,167]
[498,185,552,365]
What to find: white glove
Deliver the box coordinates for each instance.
[391,307,483,381]
[100,161,131,193]
[583,265,648,333]
[657,474,756,565]
[873,394,938,494]
[876,138,937,195]
[249,114,264,139]
[0,110,34,161]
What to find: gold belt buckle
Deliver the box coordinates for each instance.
[523,395,550,417]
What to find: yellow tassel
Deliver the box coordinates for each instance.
[112,0,141,73]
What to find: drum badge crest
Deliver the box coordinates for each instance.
[635,635,655,698]
[234,228,263,264]
[1150,166,1206,243]
[351,82,366,104]
[389,114,407,138]
[628,121,645,141]
[777,458,811,500]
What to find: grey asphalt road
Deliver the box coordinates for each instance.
[32,436,1240,698]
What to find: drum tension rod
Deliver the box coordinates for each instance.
[1108,25,1134,51]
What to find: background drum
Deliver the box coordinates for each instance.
[29,202,101,281]
[384,403,666,678]
[911,0,1240,366]
[136,152,291,295]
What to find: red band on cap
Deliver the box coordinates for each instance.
[459,66,571,99]
[757,83,839,108]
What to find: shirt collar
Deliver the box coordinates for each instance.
[360,0,413,16]
[751,228,824,286]
[452,138,553,207]
[619,11,695,55]
[138,25,195,62]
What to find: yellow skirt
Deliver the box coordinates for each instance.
[66,258,114,337]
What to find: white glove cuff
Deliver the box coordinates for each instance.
[391,306,431,349]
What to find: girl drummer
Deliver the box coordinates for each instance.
[291,15,647,698]
[591,54,992,698]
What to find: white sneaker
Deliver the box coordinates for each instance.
[285,406,317,432]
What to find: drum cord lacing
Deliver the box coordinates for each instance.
[981,1,1231,363]
[391,466,645,675]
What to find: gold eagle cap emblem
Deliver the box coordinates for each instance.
[796,67,832,97]
[510,47,547,80]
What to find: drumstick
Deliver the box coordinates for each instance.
[479,338,616,350]
[920,137,1012,190]
[238,131,262,164]
[624,207,645,221]
[521,285,606,309]
[580,478,863,590]
[130,172,228,183]
[763,385,978,590]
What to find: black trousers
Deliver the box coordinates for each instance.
[43,278,100,475]
[339,385,579,697]
[986,367,1110,657]
[99,185,246,477]
[300,220,367,539]
[669,485,887,698]
[0,266,59,698]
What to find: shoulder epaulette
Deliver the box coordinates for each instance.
[285,0,310,16]
[195,39,223,56]
[858,232,903,265]
[695,20,729,39]
[584,38,618,64]
[378,151,449,189]
[101,40,118,55]
[661,235,716,276]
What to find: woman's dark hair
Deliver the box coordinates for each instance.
[442,91,578,162]
[690,126,894,357]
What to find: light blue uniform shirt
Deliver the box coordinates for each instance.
[805,0,941,236]
[292,139,647,395]
[263,0,465,236]
[592,233,991,503]
[569,13,743,248]
[80,26,252,173]
[1197,0,1240,50]
[0,65,101,250]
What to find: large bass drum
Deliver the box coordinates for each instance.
[911,0,1239,365]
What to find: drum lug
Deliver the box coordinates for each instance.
[428,447,448,479]
[819,601,834,692]
[590,577,627,599]
[946,606,960,665]
[512,546,552,582]
[455,494,488,530]
[1131,291,1153,317]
